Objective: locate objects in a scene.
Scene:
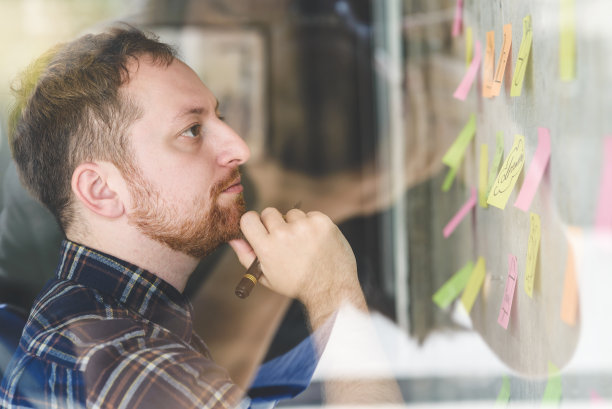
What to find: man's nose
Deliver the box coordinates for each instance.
[215,122,251,167]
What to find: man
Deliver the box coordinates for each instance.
[0,25,368,408]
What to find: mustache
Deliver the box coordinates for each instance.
[210,168,242,197]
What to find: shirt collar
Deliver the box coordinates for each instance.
[56,240,194,342]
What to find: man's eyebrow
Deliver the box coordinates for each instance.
[173,100,220,122]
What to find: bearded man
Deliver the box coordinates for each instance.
[0,25,367,408]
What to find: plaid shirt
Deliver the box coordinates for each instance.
[0,240,248,409]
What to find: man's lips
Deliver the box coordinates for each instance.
[222,178,243,194]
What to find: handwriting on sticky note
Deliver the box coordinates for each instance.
[560,239,579,325]
[498,254,518,329]
[542,362,562,403]
[482,31,495,98]
[595,136,612,230]
[443,187,477,238]
[461,257,486,313]
[491,24,512,96]
[560,0,576,81]
[432,261,474,309]
[452,0,463,37]
[442,114,477,169]
[524,212,541,298]
[515,127,551,211]
[479,144,489,207]
[488,132,504,195]
[511,15,533,97]
[496,376,511,403]
[454,40,482,101]
[487,134,525,209]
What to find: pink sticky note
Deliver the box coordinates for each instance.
[514,127,552,211]
[452,0,464,37]
[498,254,518,329]
[453,40,482,101]
[443,187,477,238]
[595,136,612,230]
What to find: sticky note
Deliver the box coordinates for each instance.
[482,31,495,98]
[490,24,513,96]
[524,212,541,298]
[461,256,486,313]
[542,362,562,403]
[441,165,458,192]
[496,376,511,404]
[511,15,533,97]
[452,0,463,37]
[514,127,552,212]
[442,114,477,169]
[595,137,612,230]
[465,26,473,67]
[443,187,477,238]
[498,254,518,329]
[487,134,525,209]
[432,261,474,309]
[479,144,489,207]
[560,239,579,326]
[487,132,504,195]
[454,40,482,101]
[560,0,576,81]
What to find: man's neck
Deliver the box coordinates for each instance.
[67,223,198,293]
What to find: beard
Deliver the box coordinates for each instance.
[126,167,246,259]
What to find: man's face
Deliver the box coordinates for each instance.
[122,57,251,258]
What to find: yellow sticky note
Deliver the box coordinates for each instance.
[511,15,533,97]
[465,26,473,67]
[524,212,541,298]
[479,144,489,207]
[561,238,579,325]
[490,24,512,96]
[482,31,495,98]
[560,0,576,81]
[432,261,474,309]
[442,114,477,170]
[487,134,525,209]
[461,256,486,313]
[487,131,504,195]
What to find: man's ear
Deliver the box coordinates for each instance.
[71,162,125,219]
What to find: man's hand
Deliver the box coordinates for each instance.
[229,208,365,324]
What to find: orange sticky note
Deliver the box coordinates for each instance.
[482,31,495,98]
[561,239,579,325]
[524,212,541,298]
[490,24,512,96]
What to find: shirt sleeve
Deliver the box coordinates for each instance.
[82,335,246,409]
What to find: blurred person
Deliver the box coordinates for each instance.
[0,25,396,408]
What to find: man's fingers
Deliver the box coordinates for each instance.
[285,208,306,222]
[240,211,269,254]
[228,238,256,269]
[259,207,286,231]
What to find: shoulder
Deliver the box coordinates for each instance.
[82,336,244,409]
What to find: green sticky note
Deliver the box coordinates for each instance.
[511,15,533,97]
[487,134,525,210]
[432,261,474,309]
[442,165,458,192]
[461,257,486,313]
[542,362,562,403]
[442,114,477,170]
[560,0,576,81]
[496,376,511,404]
[487,132,505,195]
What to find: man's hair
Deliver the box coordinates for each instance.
[9,24,176,231]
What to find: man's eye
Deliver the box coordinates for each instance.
[181,124,201,138]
